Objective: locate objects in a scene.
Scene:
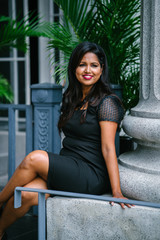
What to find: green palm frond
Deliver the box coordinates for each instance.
[35,19,80,82]
[121,65,140,112]
[0,75,13,103]
[43,22,79,54]
[34,0,96,81]
[0,14,40,103]
[0,14,40,53]
[81,0,141,84]
[54,0,92,35]
[47,0,95,51]
[44,0,140,89]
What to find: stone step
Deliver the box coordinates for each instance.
[47,196,160,240]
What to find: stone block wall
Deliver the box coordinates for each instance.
[47,197,160,240]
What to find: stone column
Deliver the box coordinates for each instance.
[119,0,160,203]
[31,83,62,154]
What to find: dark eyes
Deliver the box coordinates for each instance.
[92,64,98,67]
[79,63,98,67]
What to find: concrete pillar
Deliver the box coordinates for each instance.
[31,83,62,154]
[119,0,160,203]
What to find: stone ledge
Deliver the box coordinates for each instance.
[46,196,160,240]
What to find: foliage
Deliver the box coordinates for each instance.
[0,75,13,103]
[35,0,95,82]
[36,0,140,111]
[120,67,139,112]
[0,14,40,103]
[0,14,39,53]
[92,0,140,84]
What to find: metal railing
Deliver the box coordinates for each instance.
[14,187,160,240]
[0,104,33,179]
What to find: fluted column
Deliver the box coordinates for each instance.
[119,0,160,203]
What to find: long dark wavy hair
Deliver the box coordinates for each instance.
[58,41,112,132]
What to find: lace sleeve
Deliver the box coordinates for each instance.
[97,95,125,124]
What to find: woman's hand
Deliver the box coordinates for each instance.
[110,192,134,209]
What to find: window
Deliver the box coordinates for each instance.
[0,0,30,105]
[0,0,62,106]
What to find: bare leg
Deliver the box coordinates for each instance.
[0,150,49,207]
[0,177,50,239]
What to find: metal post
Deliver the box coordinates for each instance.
[8,106,16,179]
[38,193,46,240]
[26,105,33,155]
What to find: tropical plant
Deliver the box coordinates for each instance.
[0,14,39,53]
[0,74,13,103]
[36,0,140,111]
[0,14,40,103]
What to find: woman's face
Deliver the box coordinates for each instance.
[75,52,103,93]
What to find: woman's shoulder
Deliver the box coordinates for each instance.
[97,94,125,124]
[98,94,122,107]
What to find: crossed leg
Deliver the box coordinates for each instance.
[0,150,50,239]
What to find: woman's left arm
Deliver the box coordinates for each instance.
[99,120,132,209]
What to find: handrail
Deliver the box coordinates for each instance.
[14,187,160,240]
[0,104,33,179]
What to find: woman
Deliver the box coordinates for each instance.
[0,42,131,239]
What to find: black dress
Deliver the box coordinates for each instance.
[47,95,124,195]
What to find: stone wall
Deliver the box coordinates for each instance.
[47,197,160,240]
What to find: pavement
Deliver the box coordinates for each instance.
[6,213,38,240]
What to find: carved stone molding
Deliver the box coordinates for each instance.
[37,110,49,151]
[35,90,48,103]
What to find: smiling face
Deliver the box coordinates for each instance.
[75,52,103,96]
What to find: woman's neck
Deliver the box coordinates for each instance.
[82,86,92,100]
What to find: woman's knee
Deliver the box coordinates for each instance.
[21,177,50,206]
[21,190,38,206]
[19,150,48,171]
